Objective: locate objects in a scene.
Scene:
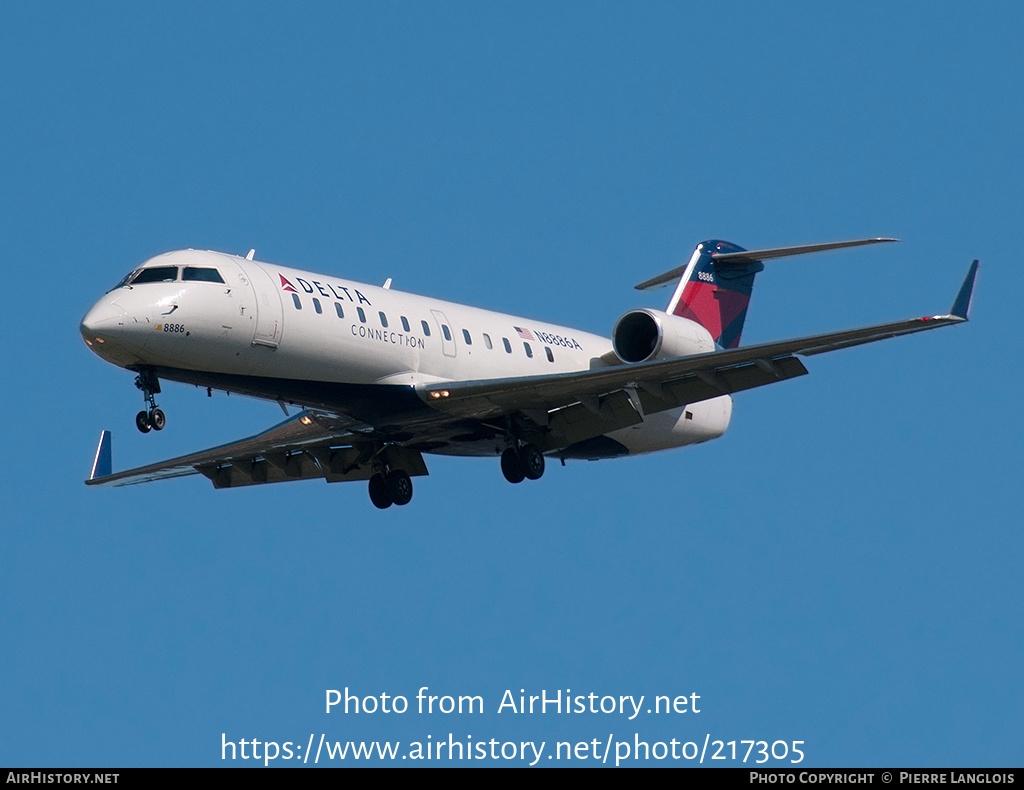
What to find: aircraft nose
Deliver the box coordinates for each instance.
[80,301,125,348]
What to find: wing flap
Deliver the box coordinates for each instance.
[546,389,645,448]
[644,355,809,409]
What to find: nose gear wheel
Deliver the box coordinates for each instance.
[134,369,165,433]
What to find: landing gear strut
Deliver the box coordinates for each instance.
[501,443,545,484]
[134,368,165,433]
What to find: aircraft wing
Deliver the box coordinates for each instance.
[86,412,427,488]
[417,262,978,439]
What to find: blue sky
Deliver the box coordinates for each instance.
[1,2,1021,767]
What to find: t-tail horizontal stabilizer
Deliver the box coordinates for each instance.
[634,238,900,291]
[709,237,900,266]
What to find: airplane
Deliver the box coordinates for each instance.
[81,238,978,508]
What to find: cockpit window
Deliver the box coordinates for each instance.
[111,269,142,290]
[182,267,225,283]
[130,266,179,285]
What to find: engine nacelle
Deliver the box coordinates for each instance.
[612,309,715,363]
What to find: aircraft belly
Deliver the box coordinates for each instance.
[421,440,503,458]
[608,394,732,454]
[149,366,432,426]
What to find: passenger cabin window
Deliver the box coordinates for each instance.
[483,333,492,350]
[313,298,323,314]
[502,338,512,354]
[441,325,452,341]
[524,342,533,358]
[401,317,410,332]
[462,329,472,345]
[292,294,302,310]
[335,303,344,318]
[130,266,178,284]
[545,346,554,363]
[357,307,366,323]
[182,267,225,283]
[379,312,388,328]
[421,320,431,337]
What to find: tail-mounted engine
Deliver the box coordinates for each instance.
[611,309,715,363]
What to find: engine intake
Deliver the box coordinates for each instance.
[612,309,714,363]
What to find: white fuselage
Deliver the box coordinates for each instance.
[82,249,732,457]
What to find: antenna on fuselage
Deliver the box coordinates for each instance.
[246,249,256,260]
[383,278,392,289]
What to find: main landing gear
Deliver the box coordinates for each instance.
[134,368,165,433]
[368,468,414,509]
[500,443,545,484]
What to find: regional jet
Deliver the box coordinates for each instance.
[81,239,977,508]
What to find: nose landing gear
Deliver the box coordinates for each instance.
[135,407,166,433]
[134,368,166,433]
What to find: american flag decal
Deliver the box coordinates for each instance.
[514,326,535,341]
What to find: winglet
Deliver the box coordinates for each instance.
[950,260,979,319]
[90,430,112,481]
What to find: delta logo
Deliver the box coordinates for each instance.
[278,273,372,306]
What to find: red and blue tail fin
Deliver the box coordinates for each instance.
[635,237,898,349]
[667,240,760,349]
